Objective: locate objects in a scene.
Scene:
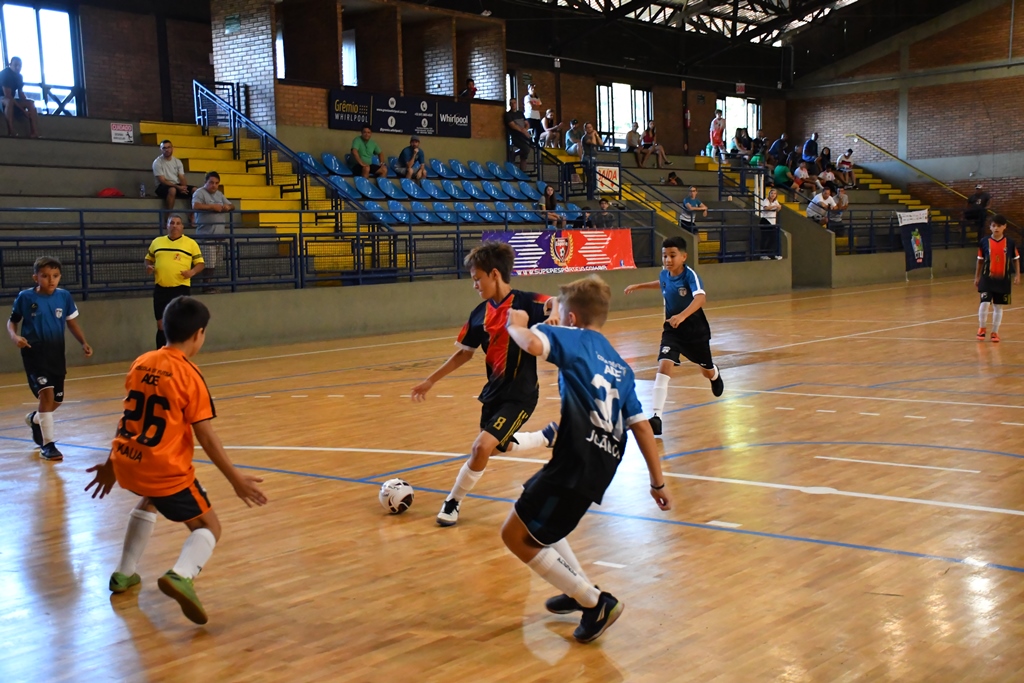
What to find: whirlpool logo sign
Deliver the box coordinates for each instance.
[439,113,469,126]
[327,89,471,138]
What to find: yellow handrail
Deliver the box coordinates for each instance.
[843,133,968,201]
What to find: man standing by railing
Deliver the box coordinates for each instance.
[192,171,234,293]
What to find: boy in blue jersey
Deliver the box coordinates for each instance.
[624,236,722,436]
[7,256,93,461]
[503,275,672,643]
[412,241,558,527]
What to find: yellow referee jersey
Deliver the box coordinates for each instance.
[146,234,205,288]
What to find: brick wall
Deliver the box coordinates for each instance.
[422,19,455,96]
[275,83,327,127]
[457,26,505,101]
[841,52,899,78]
[211,0,277,126]
[347,9,401,93]
[512,68,555,116]
[688,89,717,153]
[471,101,505,139]
[80,6,162,120]
[166,19,214,123]
[281,0,342,84]
[761,97,787,140]
[909,2,1024,70]
[787,91,898,163]
[652,85,682,155]
[402,27,425,95]
[561,73,597,128]
[909,178,1023,226]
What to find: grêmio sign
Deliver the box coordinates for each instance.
[328,89,471,138]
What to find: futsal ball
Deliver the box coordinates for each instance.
[379,478,415,514]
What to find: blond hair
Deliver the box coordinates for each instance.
[559,275,611,327]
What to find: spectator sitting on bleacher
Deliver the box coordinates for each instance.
[565,119,583,156]
[816,164,838,193]
[541,184,565,229]
[768,133,788,160]
[785,150,801,171]
[459,78,477,99]
[759,188,783,260]
[0,57,38,138]
[191,170,234,293]
[733,128,752,158]
[665,172,681,186]
[793,161,815,197]
[572,207,595,229]
[349,126,387,178]
[964,183,991,232]
[593,198,615,228]
[625,122,642,166]
[772,160,795,193]
[816,146,832,175]
[681,186,708,227]
[504,99,533,171]
[639,120,672,169]
[831,187,849,230]
[153,140,196,215]
[396,136,426,180]
[836,149,856,188]
[802,133,819,172]
[806,187,836,226]
[751,129,766,156]
[539,109,563,148]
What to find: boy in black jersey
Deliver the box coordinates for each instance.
[412,242,557,526]
[976,215,1019,342]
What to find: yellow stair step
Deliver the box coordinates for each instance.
[225,186,284,200]
[218,172,274,187]
[139,121,204,135]
[239,199,304,211]
[142,133,217,149]
[174,147,235,161]
[888,194,911,200]
[184,159,247,174]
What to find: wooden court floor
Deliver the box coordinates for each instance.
[2,275,1024,682]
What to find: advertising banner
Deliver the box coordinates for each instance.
[897,210,932,271]
[481,229,636,276]
[328,90,471,138]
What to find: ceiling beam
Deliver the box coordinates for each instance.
[551,0,656,50]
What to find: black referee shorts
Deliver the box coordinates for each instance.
[154,285,191,321]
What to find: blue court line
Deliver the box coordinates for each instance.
[661,440,1024,461]
[7,434,1023,574]
[663,382,801,415]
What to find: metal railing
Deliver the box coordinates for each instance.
[695,224,782,262]
[826,208,978,255]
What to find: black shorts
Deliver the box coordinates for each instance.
[154,285,191,321]
[480,398,536,453]
[155,184,195,199]
[980,291,1011,306]
[350,161,382,175]
[658,328,714,369]
[139,479,213,523]
[514,471,593,546]
[24,363,65,402]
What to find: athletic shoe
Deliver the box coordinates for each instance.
[40,442,63,462]
[109,572,141,593]
[649,415,662,436]
[25,411,42,446]
[977,327,987,340]
[992,332,1001,343]
[436,498,460,527]
[541,421,558,448]
[573,591,624,643]
[157,570,208,624]
[546,593,583,614]
[710,368,725,397]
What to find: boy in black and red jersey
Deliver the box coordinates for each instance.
[976,214,1020,343]
[412,241,557,526]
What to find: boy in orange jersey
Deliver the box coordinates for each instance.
[976,214,1020,342]
[85,296,266,624]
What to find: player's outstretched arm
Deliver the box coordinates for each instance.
[411,348,475,401]
[629,420,672,510]
[85,453,117,499]
[623,281,660,295]
[506,310,544,357]
[66,318,92,357]
[193,420,268,508]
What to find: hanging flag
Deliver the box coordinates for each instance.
[897,210,932,271]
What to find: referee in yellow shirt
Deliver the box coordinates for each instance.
[145,214,205,348]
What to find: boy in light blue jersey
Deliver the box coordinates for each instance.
[503,275,672,644]
[624,236,722,436]
[7,256,93,461]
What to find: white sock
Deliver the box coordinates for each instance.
[551,538,591,584]
[710,365,720,381]
[979,301,992,327]
[652,373,670,417]
[448,461,484,502]
[508,430,548,451]
[38,411,55,444]
[993,305,1004,333]
[172,528,216,579]
[527,547,600,608]
[115,509,157,576]
[32,411,41,424]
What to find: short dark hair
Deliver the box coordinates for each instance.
[163,296,210,343]
[466,77,474,84]
[559,275,611,327]
[662,236,688,252]
[205,171,220,181]
[992,214,1008,226]
[160,139,172,146]
[465,240,515,283]
[34,256,62,273]
[361,125,372,132]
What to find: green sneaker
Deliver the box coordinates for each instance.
[109,572,141,593]
[157,570,208,624]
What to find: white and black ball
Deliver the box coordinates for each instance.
[379,478,415,514]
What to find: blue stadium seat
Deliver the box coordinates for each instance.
[363,200,394,225]
[499,181,527,201]
[400,179,430,200]
[377,178,409,200]
[432,201,457,223]
[425,163,439,179]
[387,199,418,224]
[468,161,495,180]
[329,176,361,201]
[518,181,542,201]
[430,158,458,179]
[494,202,523,223]
[563,202,582,221]
[488,162,514,181]
[480,180,510,201]
[453,202,483,224]
[297,152,329,176]
[506,162,531,181]
[411,201,438,223]
[462,180,490,202]
[322,153,351,176]
[449,159,477,180]
[443,180,472,200]
[422,178,451,200]
[388,156,400,174]
[513,202,543,223]
[354,176,386,200]
[474,202,504,224]
[372,154,397,178]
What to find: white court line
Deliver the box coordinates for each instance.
[735,404,754,408]
[775,407,795,411]
[1001,422,1024,427]
[663,472,1024,517]
[860,412,880,416]
[253,395,271,399]
[951,418,974,423]
[291,395,308,398]
[904,415,926,420]
[328,394,345,398]
[437,395,454,398]
[816,409,836,414]
[706,520,743,528]
[593,561,627,569]
[814,455,981,474]
[214,445,464,459]
[491,455,547,464]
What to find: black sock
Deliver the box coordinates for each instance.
[156,329,166,349]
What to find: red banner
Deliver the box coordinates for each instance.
[481,229,636,276]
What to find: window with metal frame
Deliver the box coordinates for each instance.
[0,4,81,115]
[596,82,653,148]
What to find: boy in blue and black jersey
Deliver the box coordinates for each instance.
[6,256,93,461]
[624,236,723,436]
[503,275,672,644]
